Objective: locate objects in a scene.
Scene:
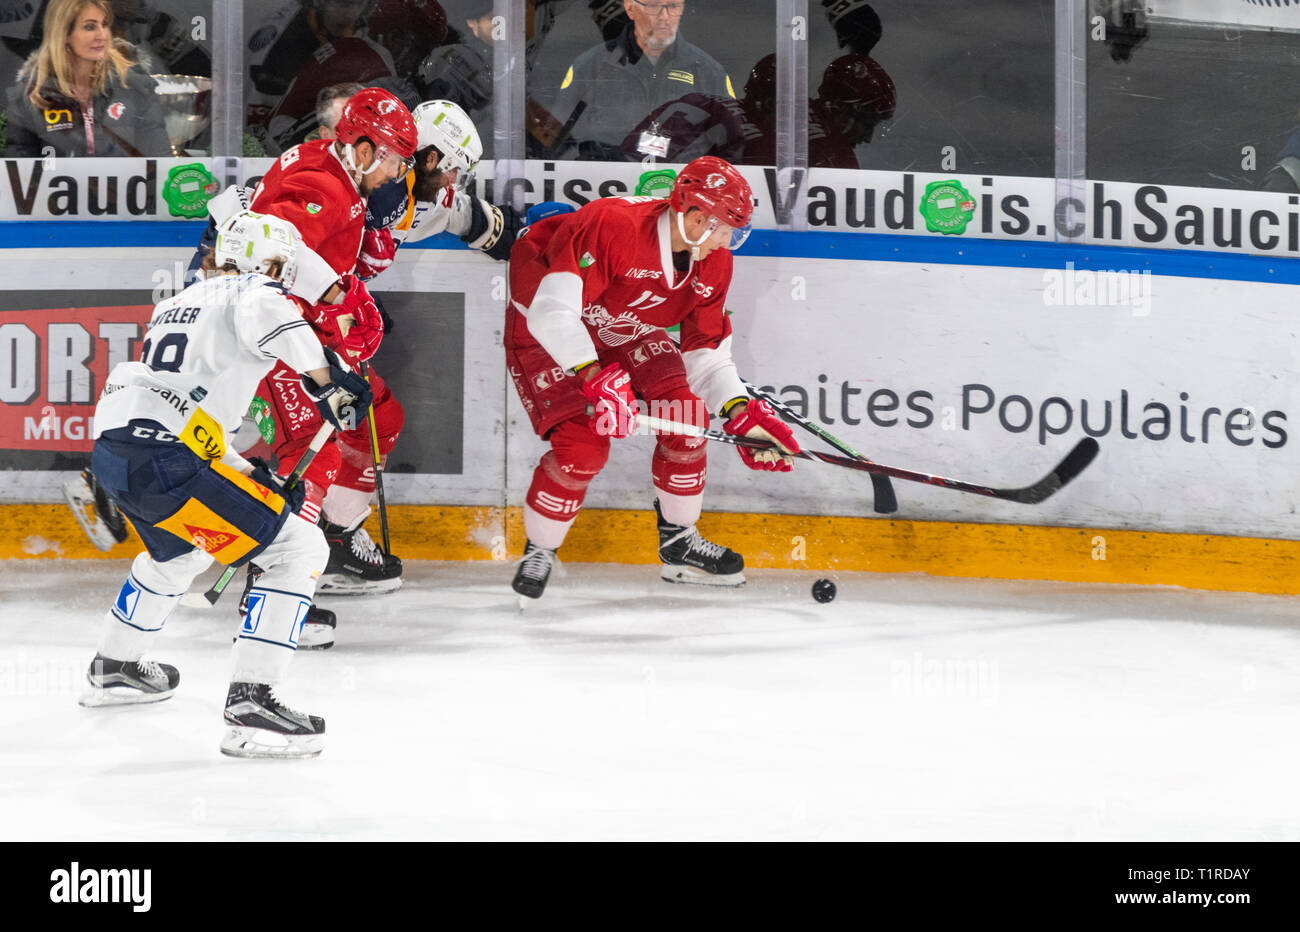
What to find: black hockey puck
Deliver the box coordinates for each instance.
[812,578,836,603]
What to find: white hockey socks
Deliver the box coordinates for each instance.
[97,550,211,661]
[523,504,577,551]
[654,490,704,529]
[322,483,372,531]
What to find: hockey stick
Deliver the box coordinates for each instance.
[741,379,899,515]
[185,421,336,608]
[637,413,1100,505]
[360,361,391,556]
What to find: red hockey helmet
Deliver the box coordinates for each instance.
[669,155,755,251]
[335,86,418,175]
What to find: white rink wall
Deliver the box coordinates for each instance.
[1,244,1295,540]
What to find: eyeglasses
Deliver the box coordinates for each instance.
[631,1,686,17]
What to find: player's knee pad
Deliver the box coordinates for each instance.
[107,548,210,637]
[240,585,314,651]
[652,431,708,497]
[549,419,612,481]
[240,518,323,651]
[526,423,610,522]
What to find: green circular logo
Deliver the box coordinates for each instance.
[635,169,677,198]
[163,162,220,218]
[919,179,976,235]
[248,395,275,445]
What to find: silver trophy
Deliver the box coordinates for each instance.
[152,74,212,156]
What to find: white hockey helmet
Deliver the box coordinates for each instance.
[213,211,301,287]
[412,100,482,175]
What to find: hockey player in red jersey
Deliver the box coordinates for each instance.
[505,156,801,599]
[248,86,415,595]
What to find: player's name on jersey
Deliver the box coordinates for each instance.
[1,158,162,218]
[154,304,202,326]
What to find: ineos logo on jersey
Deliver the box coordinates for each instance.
[624,268,662,279]
[692,280,715,298]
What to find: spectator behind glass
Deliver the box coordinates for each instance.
[306,81,366,141]
[4,0,170,157]
[246,1,444,155]
[0,0,211,75]
[545,0,734,160]
[417,0,494,154]
[110,0,211,76]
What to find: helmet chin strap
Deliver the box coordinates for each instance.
[340,142,384,185]
[676,209,713,261]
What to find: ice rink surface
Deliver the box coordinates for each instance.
[2,559,1298,841]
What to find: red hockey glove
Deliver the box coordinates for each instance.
[723,399,801,472]
[355,227,396,281]
[580,363,638,439]
[308,274,384,362]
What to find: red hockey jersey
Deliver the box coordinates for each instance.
[507,196,746,413]
[250,138,364,300]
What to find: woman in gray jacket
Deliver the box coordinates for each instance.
[4,0,170,158]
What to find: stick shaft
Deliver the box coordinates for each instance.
[637,413,1098,504]
[360,361,391,556]
[202,421,335,604]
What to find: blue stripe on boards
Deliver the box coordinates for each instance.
[2,222,1297,285]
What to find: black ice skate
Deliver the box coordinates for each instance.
[512,540,557,599]
[655,499,745,587]
[79,653,179,707]
[220,682,325,759]
[318,520,402,595]
[63,469,129,552]
[240,563,336,649]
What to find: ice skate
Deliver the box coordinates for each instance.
[220,682,325,759]
[240,563,336,649]
[512,540,557,600]
[63,469,129,551]
[655,499,745,587]
[318,520,403,594]
[79,653,179,707]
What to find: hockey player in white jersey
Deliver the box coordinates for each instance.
[356,99,519,276]
[79,211,373,760]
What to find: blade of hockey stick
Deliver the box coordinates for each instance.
[638,413,1100,504]
[741,379,898,514]
[183,420,337,609]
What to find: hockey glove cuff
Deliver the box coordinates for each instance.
[355,227,396,280]
[302,348,374,432]
[580,363,638,439]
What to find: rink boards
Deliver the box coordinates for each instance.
[0,227,1295,593]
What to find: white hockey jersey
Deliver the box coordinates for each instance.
[389,184,488,248]
[94,273,329,449]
